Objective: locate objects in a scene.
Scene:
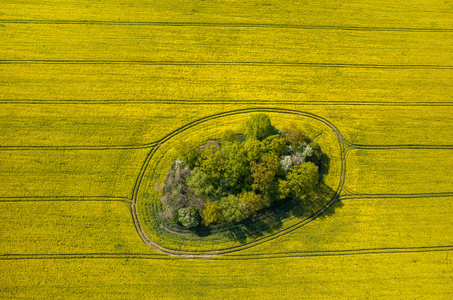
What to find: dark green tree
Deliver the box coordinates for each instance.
[251,153,280,193]
[282,122,310,147]
[307,141,322,165]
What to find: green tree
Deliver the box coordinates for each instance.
[243,138,266,163]
[219,194,247,223]
[282,123,310,147]
[251,153,280,192]
[175,139,202,169]
[239,191,265,215]
[221,141,250,190]
[221,129,238,142]
[186,167,215,198]
[245,113,275,141]
[278,162,319,201]
[201,200,223,226]
[307,141,322,165]
[264,134,287,156]
[178,207,200,228]
[200,145,225,180]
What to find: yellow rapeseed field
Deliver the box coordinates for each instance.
[1,0,452,299]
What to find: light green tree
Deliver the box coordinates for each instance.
[264,134,287,156]
[244,138,266,163]
[221,141,250,189]
[278,162,319,201]
[175,139,202,169]
[219,194,247,223]
[186,167,214,197]
[201,201,223,226]
[245,113,275,141]
[239,191,265,215]
[178,207,200,228]
[200,145,225,180]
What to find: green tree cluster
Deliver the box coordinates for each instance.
[158,114,324,228]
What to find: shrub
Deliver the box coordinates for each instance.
[178,207,200,228]
[279,155,292,173]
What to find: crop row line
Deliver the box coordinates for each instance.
[339,192,453,200]
[0,144,157,151]
[1,100,452,106]
[222,245,453,260]
[1,20,451,32]
[1,60,452,69]
[2,245,452,261]
[2,133,452,153]
[348,144,453,150]
[0,196,132,204]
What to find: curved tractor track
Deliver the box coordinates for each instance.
[129,108,348,257]
[128,107,453,257]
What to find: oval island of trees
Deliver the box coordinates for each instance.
[157,113,328,229]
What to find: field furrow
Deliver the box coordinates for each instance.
[237,197,453,255]
[1,104,452,148]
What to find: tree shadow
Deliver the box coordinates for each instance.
[190,182,343,244]
[318,153,331,182]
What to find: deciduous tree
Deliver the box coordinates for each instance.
[178,207,200,228]
[201,200,223,226]
[239,191,265,215]
[221,141,250,190]
[278,162,319,201]
[244,138,266,163]
[175,139,202,169]
[245,113,275,141]
[219,194,247,223]
[251,153,279,192]
[264,134,287,156]
[200,145,225,180]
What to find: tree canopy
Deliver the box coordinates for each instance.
[244,113,275,141]
[158,114,326,228]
